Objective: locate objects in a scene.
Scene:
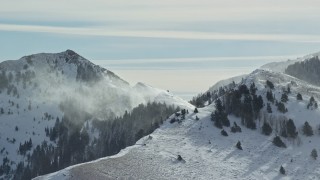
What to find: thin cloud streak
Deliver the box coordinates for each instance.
[1,23,320,43]
[1,0,320,23]
[92,55,300,65]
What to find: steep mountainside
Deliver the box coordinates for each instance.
[38,51,320,180]
[0,50,192,179]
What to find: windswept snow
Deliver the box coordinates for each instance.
[0,50,192,178]
[261,51,320,73]
[133,82,194,110]
[208,74,247,92]
[36,102,320,180]
[36,67,320,180]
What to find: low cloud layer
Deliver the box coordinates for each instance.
[2,23,320,43]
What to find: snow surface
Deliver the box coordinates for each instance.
[133,82,193,110]
[36,68,320,180]
[35,103,320,180]
[0,50,192,178]
[207,74,247,92]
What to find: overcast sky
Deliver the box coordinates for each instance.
[1,0,320,100]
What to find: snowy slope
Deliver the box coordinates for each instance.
[36,67,320,180]
[0,50,192,179]
[207,74,247,92]
[36,100,320,180]
[261,51,320,73]
[242,69,320,128]
[133,82,194,109]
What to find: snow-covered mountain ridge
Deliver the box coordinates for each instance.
[261,51,320,73]
[37,51,320,180]
[0,50,192,179]
[36,72,320,179]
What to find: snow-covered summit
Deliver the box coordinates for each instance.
[1,49,129,86]
[1,50,90,70]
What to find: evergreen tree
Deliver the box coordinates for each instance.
[267,103,272,113]
[177,155,183,161]
[242,94,256,129]
[266,90,274,103]
[215,98,224,112]
[221,129,228,136]
[22,165,32,180]
[262,122,272,136]
[221,115,230,127]
[231,122,242,133]
[280,166,286,175]
[236,141,242,150]
[49,127,58,141]
[211,99,230,128]
[310,96,315,102]
[311,149,318,160]
[189,92,213,108]
[266,80,274,89]
[253,95,264,116]
[135,129,144,141]
[181,109,186,115]
[303,121,313,136]
[277,102,287,113]
[238,84,249,94]
[287,86,291,94]
[194,108,198,113]
[273,136,286,148]
[250,83,257,95]
[212,111,222,129]
[296,93,303,100]
[307,96,318,110]
[281,93,288,103]
[286,119,297,138]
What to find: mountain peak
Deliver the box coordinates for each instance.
[64,49,78,56]
[58,49,86,63]
[55,49,91,65]
[0,50,108,82]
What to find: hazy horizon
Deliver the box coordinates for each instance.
[93,54,300,100]
[2,0,320,100]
